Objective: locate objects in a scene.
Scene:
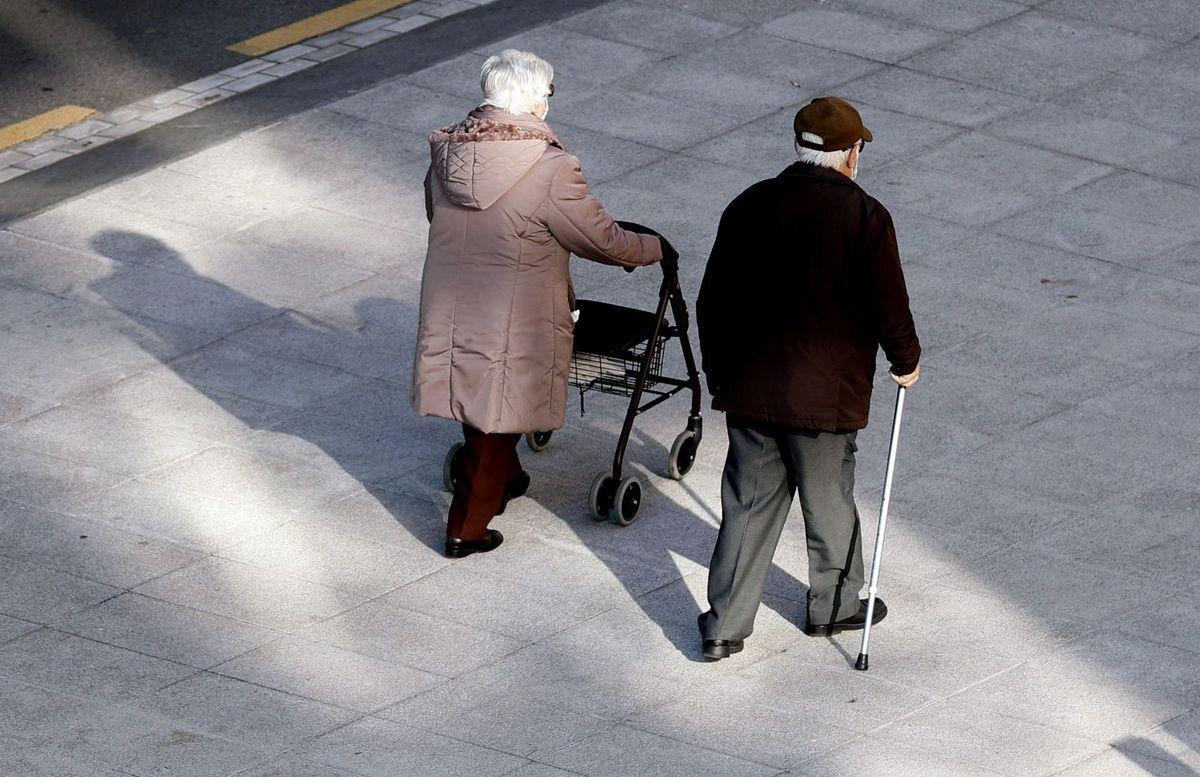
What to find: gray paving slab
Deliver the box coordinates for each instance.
[163,340,362,409]
[480,25,664,96]
[1041,0,1200,41]
[542,86,750,152]
[617,56,802,116]
[1131,137,1200,189]
[57,592,279,668]
[0,295,219,402]
[0,387,51,427]
[65,368,292,446]
[7,197,224,265]
[0,446,128,514]
[952,661,1192,744]
[795,738,1007,777]
[297,594,526,677]
[623,682,858,769]
[839,66,1030,129]
[65,476,297,552]
[0,499,202,589]
[0,404,215,477]
[0,230,123,297]
[1055,747,1199,777]
[379,678,611,757]
[1058,70,1200,142]
[0,557,120,624]
[229,206,419,273]
[166,107,430,207]
[763,5,950,64]
[297,715,529,776]
[88,169,307,232]
[384,560,626,642]
[232,758,364,777]
[628,0,798,26]
[1117,708,1200,773]
[0,675,272,777]
[557,0,737,54]
[872,699,1104,775]
[0,627,196,703]
[218,519,443,597]
[0,614,39,645]
[150,237,373,308]
[213,635,444,713]
[146,671,358,753]
[134,556,367,631]
[540,724,781,777]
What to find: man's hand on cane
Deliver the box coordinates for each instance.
[890,362,920,388]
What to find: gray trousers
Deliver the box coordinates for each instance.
[700,417,865,641]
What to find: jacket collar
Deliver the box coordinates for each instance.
[466,104,564,149]
[779,161,861,190]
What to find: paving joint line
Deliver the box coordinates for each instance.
[0,0,498,185]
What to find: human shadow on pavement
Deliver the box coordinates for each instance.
[88,231,449,554]
[89,230,814,662]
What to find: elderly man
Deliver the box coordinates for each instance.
[695,96,921,660]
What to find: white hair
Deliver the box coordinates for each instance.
[480,49,554,116]
[794,132,853,170]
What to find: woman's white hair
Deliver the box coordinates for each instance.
[480,49,554,116]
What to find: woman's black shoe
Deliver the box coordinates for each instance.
[804,598,887,636]
[445,529,504,558]
[496,472,530,515]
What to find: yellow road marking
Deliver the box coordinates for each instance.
[228,0,415,56]
[0,105,96,151]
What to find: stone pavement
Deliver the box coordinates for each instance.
[1,0,1199,775]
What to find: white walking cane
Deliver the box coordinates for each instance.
[854,384,906,671]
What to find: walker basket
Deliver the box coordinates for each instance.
[570,299,666,397]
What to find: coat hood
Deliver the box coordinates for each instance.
[429,105,563,210]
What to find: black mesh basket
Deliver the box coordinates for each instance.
[570,299,666,397]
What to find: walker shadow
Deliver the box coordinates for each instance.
[88,231,445,552]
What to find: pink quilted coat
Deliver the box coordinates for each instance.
[412,105,662,434]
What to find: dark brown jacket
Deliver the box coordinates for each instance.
[697,162,920,432]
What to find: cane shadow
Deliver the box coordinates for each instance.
[1111,736,1199,777]
[88,230,445,552]
[540,417,813,663]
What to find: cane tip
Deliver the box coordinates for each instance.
[854,653,869,671]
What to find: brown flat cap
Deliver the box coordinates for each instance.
[793,96,872,152]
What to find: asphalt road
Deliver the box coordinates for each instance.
[0,0,345,126]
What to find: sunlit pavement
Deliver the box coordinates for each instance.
[2,1,1200,775]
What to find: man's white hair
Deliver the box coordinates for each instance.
[480,49,554,116]
[794,132,853,170]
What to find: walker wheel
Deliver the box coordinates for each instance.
[442,442,463,492]
[589,472,618,522]
[667,430,699,480]
[611,477,643,526]
[526,430,553,452]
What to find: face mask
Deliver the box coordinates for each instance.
[850,161,858,181]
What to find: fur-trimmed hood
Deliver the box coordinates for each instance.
[428,105,564,210]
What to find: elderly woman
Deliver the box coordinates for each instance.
[414,49,665,558]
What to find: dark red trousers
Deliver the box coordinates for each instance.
[447,425,523,541]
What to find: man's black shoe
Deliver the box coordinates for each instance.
[497,472,531,515]
[445,529,504,558]
[804,598,887,637]
[698,613,744,661]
